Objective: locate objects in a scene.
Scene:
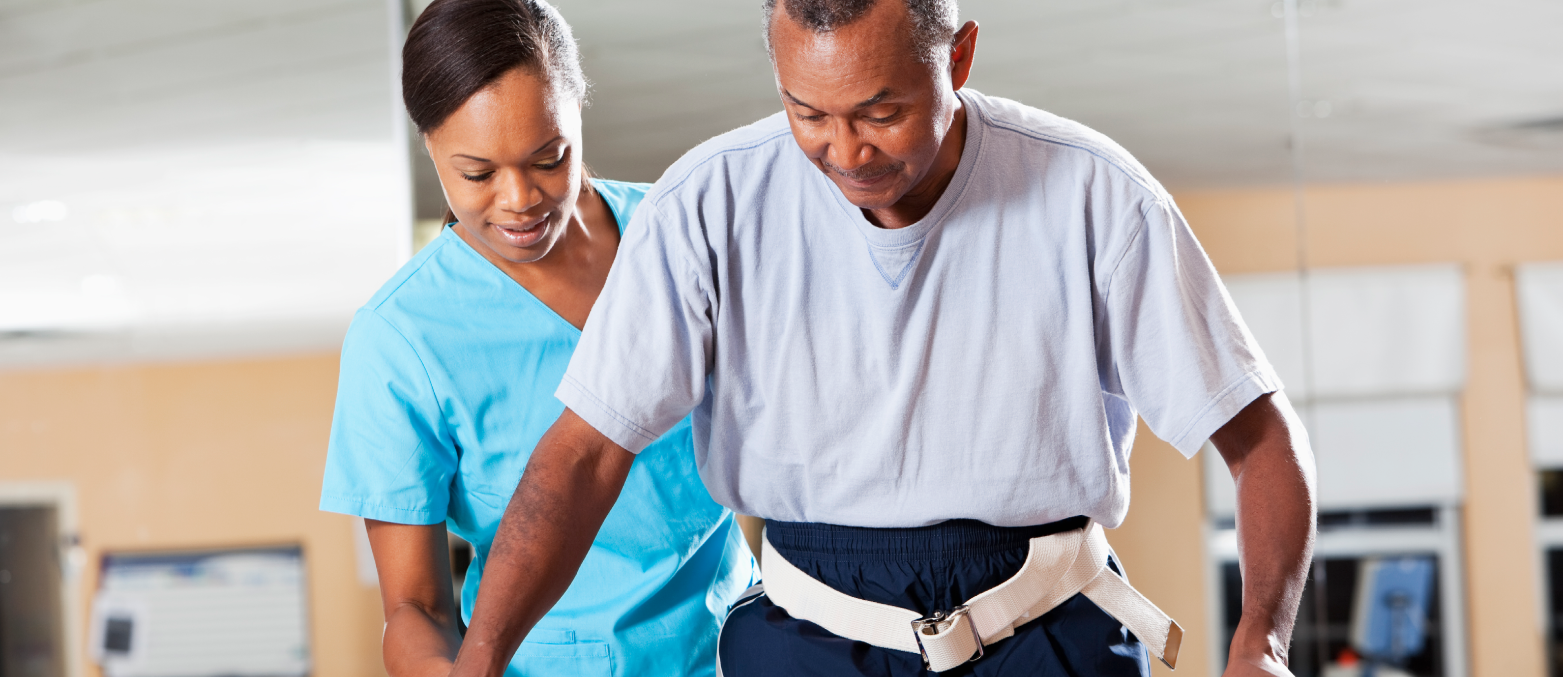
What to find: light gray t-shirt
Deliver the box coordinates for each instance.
[558,90,1279,529]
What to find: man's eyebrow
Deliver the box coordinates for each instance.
[854,88,892,108]
[780,88,894,111]
[781,89,817,110]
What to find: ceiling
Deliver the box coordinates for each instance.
[2,0,1561,366]
[552,0,1563,187]
[0,0,405,366]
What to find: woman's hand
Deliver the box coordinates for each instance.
[365,520,465,677]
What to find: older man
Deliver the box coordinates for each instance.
[451,0,1316,675]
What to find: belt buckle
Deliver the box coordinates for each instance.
[910,605,984,669]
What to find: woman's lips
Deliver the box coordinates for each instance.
[491,215,548,248]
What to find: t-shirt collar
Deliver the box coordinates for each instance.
[821,89,986,248]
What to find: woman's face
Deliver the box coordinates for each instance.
[425,68,584,265]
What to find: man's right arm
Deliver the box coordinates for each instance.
[448,408,636,677]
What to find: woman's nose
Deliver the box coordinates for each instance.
[494,169,541,213]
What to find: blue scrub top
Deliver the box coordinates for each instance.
[320,179,757,677]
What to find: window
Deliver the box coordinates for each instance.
[1208,505,1467,677]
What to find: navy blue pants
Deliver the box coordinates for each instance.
[718,518,1151,676]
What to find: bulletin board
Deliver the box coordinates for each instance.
[89,546,309,677]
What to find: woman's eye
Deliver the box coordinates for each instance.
[461,171,493,182]
[536,158,565,170]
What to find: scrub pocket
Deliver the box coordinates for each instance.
[513,629,611,677]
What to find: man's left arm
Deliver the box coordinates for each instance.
[1208,391,1317,677]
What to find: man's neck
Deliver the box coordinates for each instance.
[864,103,968,230]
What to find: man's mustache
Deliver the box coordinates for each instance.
[821,158,905,182]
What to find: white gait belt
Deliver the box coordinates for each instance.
[760,520,1183,673]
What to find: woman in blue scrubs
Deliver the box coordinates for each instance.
[318,1,756,675]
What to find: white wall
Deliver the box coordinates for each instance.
[1207,264,1467,514]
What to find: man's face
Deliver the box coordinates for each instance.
[769,1,960,211]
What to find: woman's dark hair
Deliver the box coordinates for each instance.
[402,0,588,135]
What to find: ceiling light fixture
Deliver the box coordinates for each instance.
[12,200,68,224]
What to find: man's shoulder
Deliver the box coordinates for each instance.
[967,90,1167,200]
[643,112,797,209]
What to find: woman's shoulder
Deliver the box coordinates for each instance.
[591,178,652,225]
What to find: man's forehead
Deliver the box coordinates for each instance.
[770,0,921,66]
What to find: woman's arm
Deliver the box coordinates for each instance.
[365,520,465,677]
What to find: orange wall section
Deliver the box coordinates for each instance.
[0,356,387,677]
[1111,422,1213,677]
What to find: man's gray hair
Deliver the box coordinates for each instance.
[762,0,959,65]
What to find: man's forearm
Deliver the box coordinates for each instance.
[1212,393,1317,673]
[1231,436,1315,659]
[450,409,635,677]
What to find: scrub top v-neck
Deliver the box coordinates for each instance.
[321,179,758,677]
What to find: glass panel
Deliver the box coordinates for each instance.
[1221,555,1445,677]
[1549,549,1563,677]
[1541,471,1563,517]
[0,507,65,677]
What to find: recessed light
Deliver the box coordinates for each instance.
[81,274,123,296]
[12,200,68,224]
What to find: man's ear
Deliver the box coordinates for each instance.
[949,20,979,90]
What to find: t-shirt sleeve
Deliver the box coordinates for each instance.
[557,198,713,453]
[1100,195,1282,458]
[319,310,456,524]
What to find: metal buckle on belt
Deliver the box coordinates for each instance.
[910,605,983,669]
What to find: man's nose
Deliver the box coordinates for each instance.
[825,118,874,171]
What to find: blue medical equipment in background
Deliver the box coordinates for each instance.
[1352,556,1436,673]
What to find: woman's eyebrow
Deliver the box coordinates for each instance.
[530,136,565,155]
[448,137,563,163]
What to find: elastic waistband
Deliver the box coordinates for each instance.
[765,516,1089,563]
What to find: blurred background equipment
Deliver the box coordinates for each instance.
[1352,557,1437,670]
[88,547,309,677]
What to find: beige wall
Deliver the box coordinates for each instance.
[0,356,386,677]
[1,175,1558,677]
[1114,175,1563,676]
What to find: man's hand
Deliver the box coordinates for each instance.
[1209,392,1317,677]
[448,408,635,677]
[1223,653,1295,677]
